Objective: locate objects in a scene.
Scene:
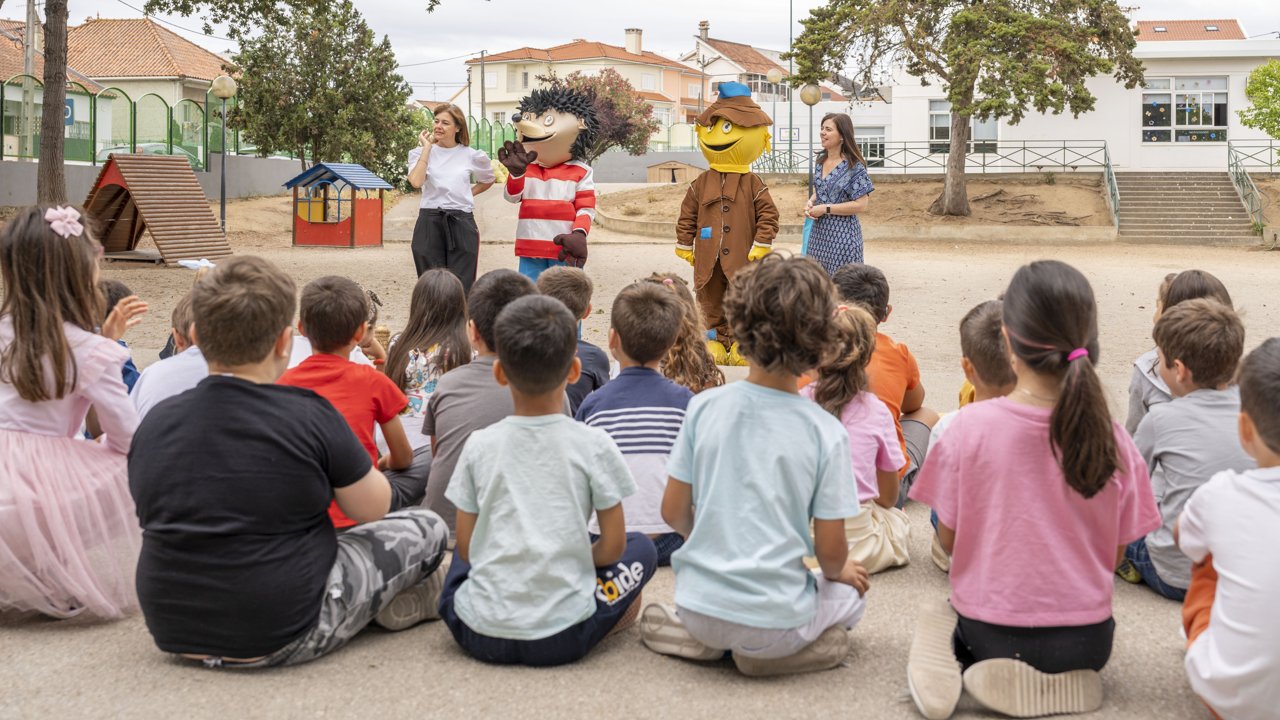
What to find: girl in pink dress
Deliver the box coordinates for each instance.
[0,205,143,619]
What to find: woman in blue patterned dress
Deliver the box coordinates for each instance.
[805,113,874,274]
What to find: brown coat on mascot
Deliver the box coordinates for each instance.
[674,82,779,366]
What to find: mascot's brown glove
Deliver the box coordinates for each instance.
[497,140,538,177]
[554,231,588,268]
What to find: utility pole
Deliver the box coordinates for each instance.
[20,0,38,158]
[466,66,472,119]
[788,0,794,162]
[479,49,487,124]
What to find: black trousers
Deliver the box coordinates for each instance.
[954,613,1115,673]
[412,208,480,293]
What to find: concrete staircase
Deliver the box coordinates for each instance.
[1114,172,1258,245]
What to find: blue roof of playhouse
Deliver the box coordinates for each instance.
[283,163,393,190]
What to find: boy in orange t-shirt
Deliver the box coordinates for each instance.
[832,264,938,506]
[279,276,425,528]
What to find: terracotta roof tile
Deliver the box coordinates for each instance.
[467,39,688,71]
[638,90,673,102]
[701,37,785,76]
[67,18,229,81]
[1135,20,1245,42]
[1,19,106,91]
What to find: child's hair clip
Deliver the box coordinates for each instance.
[662,278,675,287]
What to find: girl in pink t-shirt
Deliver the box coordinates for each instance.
[905,260,1160,720]
[801,304,907,573]
[0,205,143,620]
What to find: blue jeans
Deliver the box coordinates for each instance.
[1124,538,1187,601]
[517,257,566,282]
[439,532,657,666]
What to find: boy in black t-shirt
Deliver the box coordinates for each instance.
[128,256,448,667]
[537,266,610,414]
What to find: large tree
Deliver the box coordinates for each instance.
[536,68,661,164]
[36,0,68,203]
[789,0,1142,216]
[144,0,463,36]
[1239,59,1280,140]
[226,0,415,183]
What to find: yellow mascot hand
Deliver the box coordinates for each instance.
[491,158,510,185]
[747,243,772,262]
[675,246,696,266]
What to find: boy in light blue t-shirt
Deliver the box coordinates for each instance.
[639,254,870,677]
[438,295,656,666]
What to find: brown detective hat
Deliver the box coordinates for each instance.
[696,95,773,128]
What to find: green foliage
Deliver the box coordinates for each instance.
[145,0,469,38]
[536,68,661,164]
[789,0,1143,121]
[1239,59,1280,139]
[225,0,415,185]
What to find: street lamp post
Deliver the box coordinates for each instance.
[766,67,783,164]
[210,75,238,232]
[800,83,821,194]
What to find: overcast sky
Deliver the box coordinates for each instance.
[46,0,1280,100]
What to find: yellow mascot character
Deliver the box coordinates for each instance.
[675,82,779,366]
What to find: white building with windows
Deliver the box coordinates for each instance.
[848,19,1279,171]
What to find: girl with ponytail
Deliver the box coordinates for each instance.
[904,260,1160,720]
[801,305,910,574]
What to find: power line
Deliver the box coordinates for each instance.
[1247,30,1280,38]
[397,51,480,69]
[112,0,234,42]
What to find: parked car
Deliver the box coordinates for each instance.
[96,143,202,169]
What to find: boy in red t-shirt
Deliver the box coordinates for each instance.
[832,264,938,507]
[279,276,423,528]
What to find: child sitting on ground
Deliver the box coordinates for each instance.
[640,254,869,677]
[130,255,448,667]
[832,263,938,506]
[576,281,691,567]
[801,304,908,574]
[1125,270,1233,434]
[98,278,148,392]
[382,269,471,452]
[1116,299,1252,601]
[927,300,1016,573]
[279,276,422,526]
[1178,337,1280,719]
[424,269,568,534]
[643,273,724,394]
[131,292,208,421]
[537,266,609,414]
[0,205,140,620]
[438,295,655,666]
[906,260,1159,720]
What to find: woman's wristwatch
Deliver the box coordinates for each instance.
[824,204,832,216]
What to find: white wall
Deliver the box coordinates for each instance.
[883,40,1280,171]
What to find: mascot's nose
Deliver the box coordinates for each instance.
[511,113,523,124]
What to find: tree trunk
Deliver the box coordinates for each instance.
[36,0,68,204]
[929,102,973,217]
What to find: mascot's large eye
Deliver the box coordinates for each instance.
[543,115,555,127]
[721,120,733,134]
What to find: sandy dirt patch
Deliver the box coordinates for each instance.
[601,174,1110,227]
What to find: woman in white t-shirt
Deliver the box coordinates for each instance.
[407,104,496,292]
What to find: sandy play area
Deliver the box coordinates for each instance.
[600,174,1111,227]
[3,188,1280,719]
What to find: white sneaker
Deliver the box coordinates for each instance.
[930,533,951,573]
[638,604,723,661]
[963,658,1103,717]
[373,564,444,631]
[906,599,963,720]
[732,625,850,677]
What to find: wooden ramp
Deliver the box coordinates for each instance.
[84,154,232,266]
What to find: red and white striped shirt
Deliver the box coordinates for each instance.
[504,161,595,260]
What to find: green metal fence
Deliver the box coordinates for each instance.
[1227,140,1276,241]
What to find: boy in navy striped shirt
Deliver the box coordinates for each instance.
[576,281,692,566]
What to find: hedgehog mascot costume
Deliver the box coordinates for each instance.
[675,82,779,366]
[496,87,599,281]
